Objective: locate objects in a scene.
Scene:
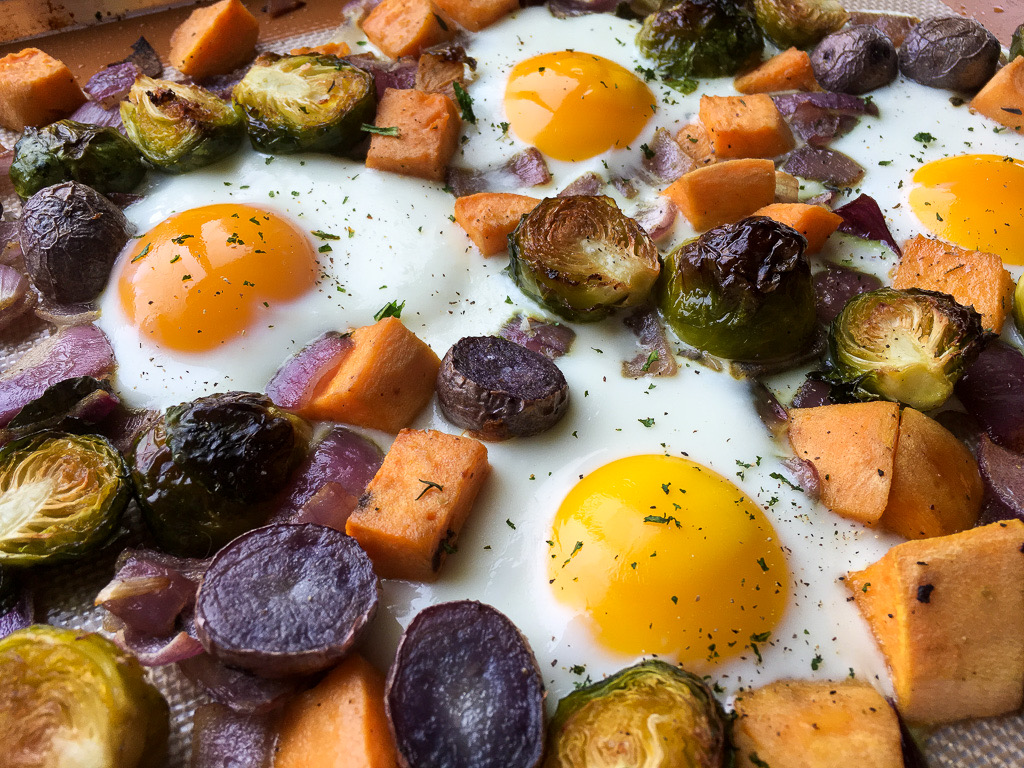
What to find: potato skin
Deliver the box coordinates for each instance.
[811,26,897,94]
[899,16,999,91]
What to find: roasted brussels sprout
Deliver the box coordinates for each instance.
[657,216,816,361]
[827,287,987,411]
[131,392,310,557]
[121,76,245,173]
[508,196,660,321]
[636,0,763,80]
[234,53,377,154]
[0,432,129,567]
[545,660,728,768]
[9,120,146,199]
[1014,274,1024,335]
[0,625,169,767]
[898,17,999,91]
[1011,23,1024,61]
[754,0,849,49]
[811,26,898,94]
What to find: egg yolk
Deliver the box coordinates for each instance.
[118,204,318,351]
[504,51,655,162]
[549,455,788,665]
[909,154,1024,265]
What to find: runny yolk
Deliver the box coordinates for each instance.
[118,204,318,352]
[549,454,788,665]
[909,154,1024,265]
[504,51,655,162]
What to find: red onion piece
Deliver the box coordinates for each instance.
[34,298,101,327]
[548,0,620,17]
[446,148,551,196]
[0,264,35,332]
[791,378,832,408]
[346,54,418,99]
[804,190,839,208]
[498,313,576,359]
[750,381,788,437]
[641,127,693,184]
[633,197,678,241]
[116,627,205,666]
[773,92,879,117]
[278,426,384,516]
[341,0,385,25]
[191,703,278,768]
[121,36,162,78]
[813,263,883,325]
[610,177,638,199]
[179,651,309,714]
[622,306,677,378]
[782,457,821,500]
[976,435,1024,525]
[84,61,139,108]
[196,67,249,101]
[69,100,123,131]
[557,172,603,197]
[833,194,901,255]
[0,151,14,200]
[784,146,864,187]
[955,340,1024,453]
[98,405,159,455]
[0,324,115,427]
[789,102,860,147]
[266,332,354,411]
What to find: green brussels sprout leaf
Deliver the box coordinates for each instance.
[753,0,849,50]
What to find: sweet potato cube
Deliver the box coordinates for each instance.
[0,48,86,132]
[431,0,519,32]
[732,680,903,768]
[346,429,489,581]
[734,48,819,95]
[454,193,539,255]
[275,653,399,768]
[753,202,843,253]
[361,0,455,59]
[289,42,352,57]
[893,234,1014,333]
[878,407,982,540]
[970,56,1024,133]
[675,122,715,166]
[661,158,776,231]
[788,402,900,525]
[169,0,259,79]
[366,88,461,182]
[847,520,1024,724]
[296,317,441,433]
[699,94,796,159]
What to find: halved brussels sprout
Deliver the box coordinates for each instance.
[508,196,660,322]
[636,0,763,80]
[545,659,727,768]
[0,432,129,567]
[1013,273,1024,335]
[9,119,146,199]
[131,392,310,557]
[233,53,377,154]
[1011,23,1024,62]
[658,216,816,361]
[828,287,987,411]
[121,76,245,173]
[754,0,849,49]
[0,625,169,767]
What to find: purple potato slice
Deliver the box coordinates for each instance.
[386,600,545,768]
[437,335,569,441]
[195,524,378,678]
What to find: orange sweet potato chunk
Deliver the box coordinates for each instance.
[366,88,462,182]
[734,48,819,95]
[275,653,399,768]
[454,193,539,255]
[970,56,1024,133]
[346,428,490,581]
[675,122,715,166]
[698,94,796,159]
[788,402,900,525]
[169,0,259,79]
[878,407,982,540]
[431,0,519,32]
[848,520,1024,724]
[753,203,843,253]
[661,158,776,231]
[289,42,352,56]
[361,0,455,59]
[296,317,441,433]
[0,48,86,132]
[893,234,1014,333]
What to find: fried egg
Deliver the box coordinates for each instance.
[95,5,1024,707]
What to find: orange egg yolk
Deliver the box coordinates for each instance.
[118,204,318,352]
[549,455,788,665]
[504,51,655,162]
[909,154,1024,265]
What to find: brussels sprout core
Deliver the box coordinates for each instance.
[545,660,728,768]
[754,0,848,49]
[828,287,987,410]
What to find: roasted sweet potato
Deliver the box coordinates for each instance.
[453,193,539,255]
[366,88,461,182]
[734,48,819,94]
[661,159,776,231]
[970,56,1024,133]
[431,0,519,32]
[0,48,86,132]
[361,0,454,59]
[289,42,351,57]
[169,0,259,79]
[698,94,796,159]
[753,202,843,253]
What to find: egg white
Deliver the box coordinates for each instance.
[94,6,1023,707]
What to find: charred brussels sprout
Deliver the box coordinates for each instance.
[234,53,376,154]
[636,0,763,81]
[1011,23,1024,61]
[9,120,145,199]
[121,77,245,172]
[508,196,660,322]
[658,216,816,361]
[828,287,987,410]
[0,625,169,767]
[132,392,309,557]
[754,0,849,49]
[0,432,129,567]
[545,660,728,768]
